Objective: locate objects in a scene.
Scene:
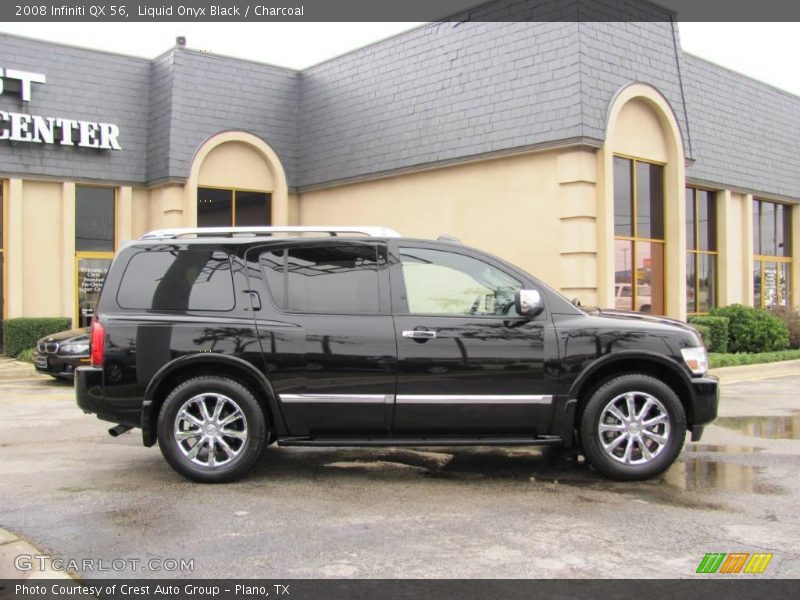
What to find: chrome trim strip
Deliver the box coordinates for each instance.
[396,395,553,404]
[281,394,390,404]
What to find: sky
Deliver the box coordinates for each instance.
[0,22,798,95]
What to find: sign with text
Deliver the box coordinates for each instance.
[0,67,122,150]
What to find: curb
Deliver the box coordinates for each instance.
[710,358,800,385]
[0,528,75,579]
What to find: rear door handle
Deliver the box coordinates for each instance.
[243,289,262,311]
[402,330,437,339]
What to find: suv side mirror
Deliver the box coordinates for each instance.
[514,289,544,317]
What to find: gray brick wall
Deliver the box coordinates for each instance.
[298,19,583,188]
[164,49,299,185]
[577,20,692,159]
[146,51,174,183]
[0,33,150,183]
[684,54,800,200]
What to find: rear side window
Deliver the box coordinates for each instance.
[117,250,235,311]
[260,245,382,314]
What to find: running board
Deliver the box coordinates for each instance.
[277,435,563,447]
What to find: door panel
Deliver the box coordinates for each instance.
[390,243,555,435]
[246,242,396,436]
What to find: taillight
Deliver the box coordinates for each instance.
[90,318,105,367]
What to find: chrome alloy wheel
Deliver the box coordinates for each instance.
[174,393,248,468]
[597,391,671,465]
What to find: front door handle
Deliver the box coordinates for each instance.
[402,330,437,340]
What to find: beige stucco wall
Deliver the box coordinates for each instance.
[20,180,63,318]
[298,150,565,291]
[198,141,276,191]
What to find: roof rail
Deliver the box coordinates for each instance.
[139,226,402,240]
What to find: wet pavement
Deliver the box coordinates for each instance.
[0,373,799,578]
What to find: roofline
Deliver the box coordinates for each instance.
[683,51,800,99]
[0,30,152,63]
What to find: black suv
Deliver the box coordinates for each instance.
[76,226,718,483]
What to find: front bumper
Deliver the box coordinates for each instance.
[688,375,719,441]
[34,352,88,378]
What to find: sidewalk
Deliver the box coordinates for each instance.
[710,358,800,385]
[0,356,38,381]
[0,527,74,579]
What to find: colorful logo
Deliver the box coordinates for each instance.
[696,552,773,574]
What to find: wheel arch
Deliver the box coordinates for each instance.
[569,352,694,432]
[141,354,287,446]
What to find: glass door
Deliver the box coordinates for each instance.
[76,253,113,328]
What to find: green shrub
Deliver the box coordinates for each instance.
[15,348,36,363]
[691,323,711,349]
[710,304,789,353]
[709,349,800,368]
[769,307,800,349]
[3,317,72,357]
[688,315,729,353]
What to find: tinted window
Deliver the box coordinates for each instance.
[197,188,233,227]
[613,157,633,237]
[117,250,235,311]
[76,186,115,252]
[635,161,664,240]
[235,191,271,226]
[399,247,522,316]
[261,245,381,314]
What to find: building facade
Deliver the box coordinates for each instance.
[1,2,799,340]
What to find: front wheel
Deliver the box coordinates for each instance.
[157,376,267,483]
[580,374,686,480]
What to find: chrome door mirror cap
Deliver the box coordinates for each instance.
[514,289,544,317]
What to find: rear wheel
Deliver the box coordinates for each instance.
[580,374,686,480]
[157,376,267,483]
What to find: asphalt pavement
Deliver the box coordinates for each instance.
[0,366,798,579]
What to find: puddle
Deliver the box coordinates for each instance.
[684,443,764,453]
[662,459,779,494]
[715,414,800,440]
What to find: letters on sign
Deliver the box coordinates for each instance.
[0,68,122,150]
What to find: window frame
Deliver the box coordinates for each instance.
[197,185,272,227]
[685,186,719,316]
[753,198,793,309]
[257,241,388,316]
[613,154,667,314]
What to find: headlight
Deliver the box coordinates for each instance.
[681,346,709,375]
[61,343,89,354]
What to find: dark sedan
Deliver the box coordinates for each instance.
[34,328,90,379]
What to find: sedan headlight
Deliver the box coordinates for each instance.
[681,346,709,375]
[60,343,89,355]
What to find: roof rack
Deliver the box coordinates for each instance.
[139,226,402,240]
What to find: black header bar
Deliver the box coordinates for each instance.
[3,0,800,22]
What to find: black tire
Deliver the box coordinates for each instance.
[580,374,686,481]
[157,376,268,483]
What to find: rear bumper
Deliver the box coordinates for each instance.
[75,365,113,421]
[688,375,719,441]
